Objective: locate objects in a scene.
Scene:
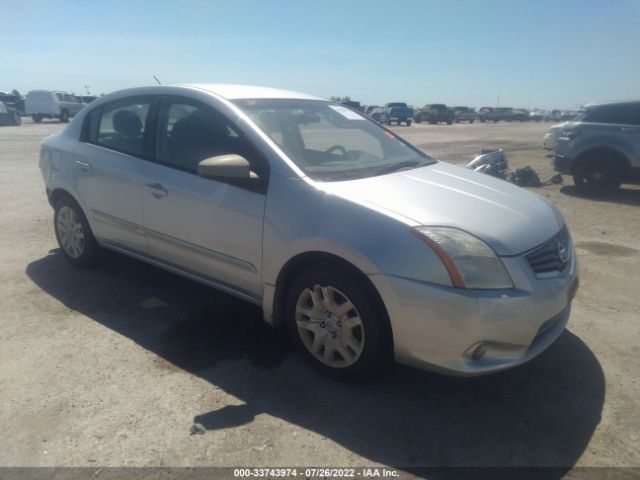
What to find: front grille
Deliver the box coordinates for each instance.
[526,226,571,276]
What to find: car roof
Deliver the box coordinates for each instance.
[183,84,324,101]
[584,100,640,109]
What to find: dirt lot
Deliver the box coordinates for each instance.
[0,118,639,474]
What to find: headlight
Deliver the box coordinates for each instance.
[411,227,513,289]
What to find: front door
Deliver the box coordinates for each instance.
[141,96,267,301]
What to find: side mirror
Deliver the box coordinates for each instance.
[197,154,252,180]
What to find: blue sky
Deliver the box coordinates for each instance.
[1,0,638,109]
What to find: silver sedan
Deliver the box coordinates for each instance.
[39,84,578,379]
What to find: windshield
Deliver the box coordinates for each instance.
[233,99,435,181]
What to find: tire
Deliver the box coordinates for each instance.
[386,117,391,126]
[415,116,421,124]
[11,112,21,126]
[573,155,624,194]
[447,120,453,125]
[32,114,43,123]
[53,195,101,268]
[470,119,474,124]
[428,120,436,125]
[406,119,412,127]
[60,109,69,123]
[285,265,392,380]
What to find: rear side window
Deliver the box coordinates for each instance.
[96,99,152,156]
[583,104,640,126]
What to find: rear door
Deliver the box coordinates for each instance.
[72,96,155,253]
[141,95,268,301]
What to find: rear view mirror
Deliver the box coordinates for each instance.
[198,154,251,180]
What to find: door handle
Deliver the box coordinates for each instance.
[74,160,92,171]
[145,182,168,199]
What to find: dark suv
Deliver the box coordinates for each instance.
[553,101,640,192]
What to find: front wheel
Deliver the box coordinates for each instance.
[60,109,69,123]
[54,196,101,267]
[286,266,391,380]
[32,114,43,123]
[406,119,412,127]
[573,157,623,193]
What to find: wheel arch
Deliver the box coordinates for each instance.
[572,145,631,176]
[49,187,80,208]
[48,188,94,228]
[270,251,394,350]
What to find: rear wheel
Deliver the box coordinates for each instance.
[406,119,412,127]
[54,196,101,267]
[286,266,391,380]
[60,109,69,123]
[32,114,43,123]
[573,155,624,193]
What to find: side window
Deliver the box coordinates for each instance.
[628,105,640,126]
[584,104,640,125]
[156,98,245,173]
[97,99,151,156]
[55,93,64,102]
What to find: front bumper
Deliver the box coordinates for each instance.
[369,242,579,376]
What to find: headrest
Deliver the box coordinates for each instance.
[113,110,142,136]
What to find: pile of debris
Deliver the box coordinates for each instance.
[466,149,562,187]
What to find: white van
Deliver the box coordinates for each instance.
[25,90,84,123]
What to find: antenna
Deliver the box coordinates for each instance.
[153,75,162,85]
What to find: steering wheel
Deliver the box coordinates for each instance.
[325,145,347,156]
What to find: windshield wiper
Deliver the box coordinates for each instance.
[322,171,369,181]
[373,160,427,176]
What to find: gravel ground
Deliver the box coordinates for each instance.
[0,118,638,475]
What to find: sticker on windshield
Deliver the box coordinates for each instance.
[329,105,365,120]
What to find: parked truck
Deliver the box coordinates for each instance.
[454,106,476,123]
[25,90,85,123]
[379,102,414,126]
[415,104,455,125]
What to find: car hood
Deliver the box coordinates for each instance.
[548,122,568,132]
[320,161,564,256]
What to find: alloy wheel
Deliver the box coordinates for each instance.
[295,284,365,368]
[56,206,85,259]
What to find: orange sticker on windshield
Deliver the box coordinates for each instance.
[384,131,396,139]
